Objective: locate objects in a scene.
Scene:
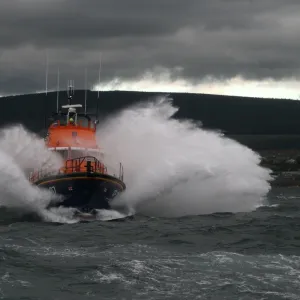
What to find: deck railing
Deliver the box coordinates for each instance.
[29,156,124,183]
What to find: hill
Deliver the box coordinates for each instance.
[1,90,300,150]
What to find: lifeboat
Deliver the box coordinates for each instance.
[28,82,125,217]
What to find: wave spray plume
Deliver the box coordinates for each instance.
[97,95,272,217]
[0,125,73,223]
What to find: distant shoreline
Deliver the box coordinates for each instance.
[1,90,300,150]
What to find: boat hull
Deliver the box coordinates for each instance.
[34,172,125,211]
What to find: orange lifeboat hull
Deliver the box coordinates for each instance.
[30,156,126,214]
[36,172,125,212]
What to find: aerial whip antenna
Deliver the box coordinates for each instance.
[56,67,59,113]
[96,53,102,120]
[45,49,48,96]
[43,49,49,130]
[98,53,102,99]
[84,68,87,114]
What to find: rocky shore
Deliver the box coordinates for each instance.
[259,149,300,187]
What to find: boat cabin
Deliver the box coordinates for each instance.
[45,104,99,150]
[44,104,106,173]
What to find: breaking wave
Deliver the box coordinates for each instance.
[97,95,273,217]
[0,125,72,223]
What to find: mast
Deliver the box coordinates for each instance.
[63,80,81,126]
[67,79,74,105]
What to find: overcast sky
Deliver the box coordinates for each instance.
[0,0,300,98]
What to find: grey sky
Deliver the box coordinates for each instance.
[0,0,299,94]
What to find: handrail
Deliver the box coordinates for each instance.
[63,156,107,174]
[28,156,124,183]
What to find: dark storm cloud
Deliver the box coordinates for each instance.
[0,0,299,94]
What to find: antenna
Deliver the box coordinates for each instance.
[45,50,48,96]
[96,53,102,120]
[56,68,59,113]
[43,50,49,130]
[98,53,102,99]
[84,68,87,114]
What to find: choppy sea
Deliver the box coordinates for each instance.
[0,96,296,299]
[0,187,299,300]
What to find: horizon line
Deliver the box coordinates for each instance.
[0,89,297,101]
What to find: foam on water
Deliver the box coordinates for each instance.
[97,95,273,217]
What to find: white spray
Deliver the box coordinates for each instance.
[97,96,273,217]
[0,125,74,223]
